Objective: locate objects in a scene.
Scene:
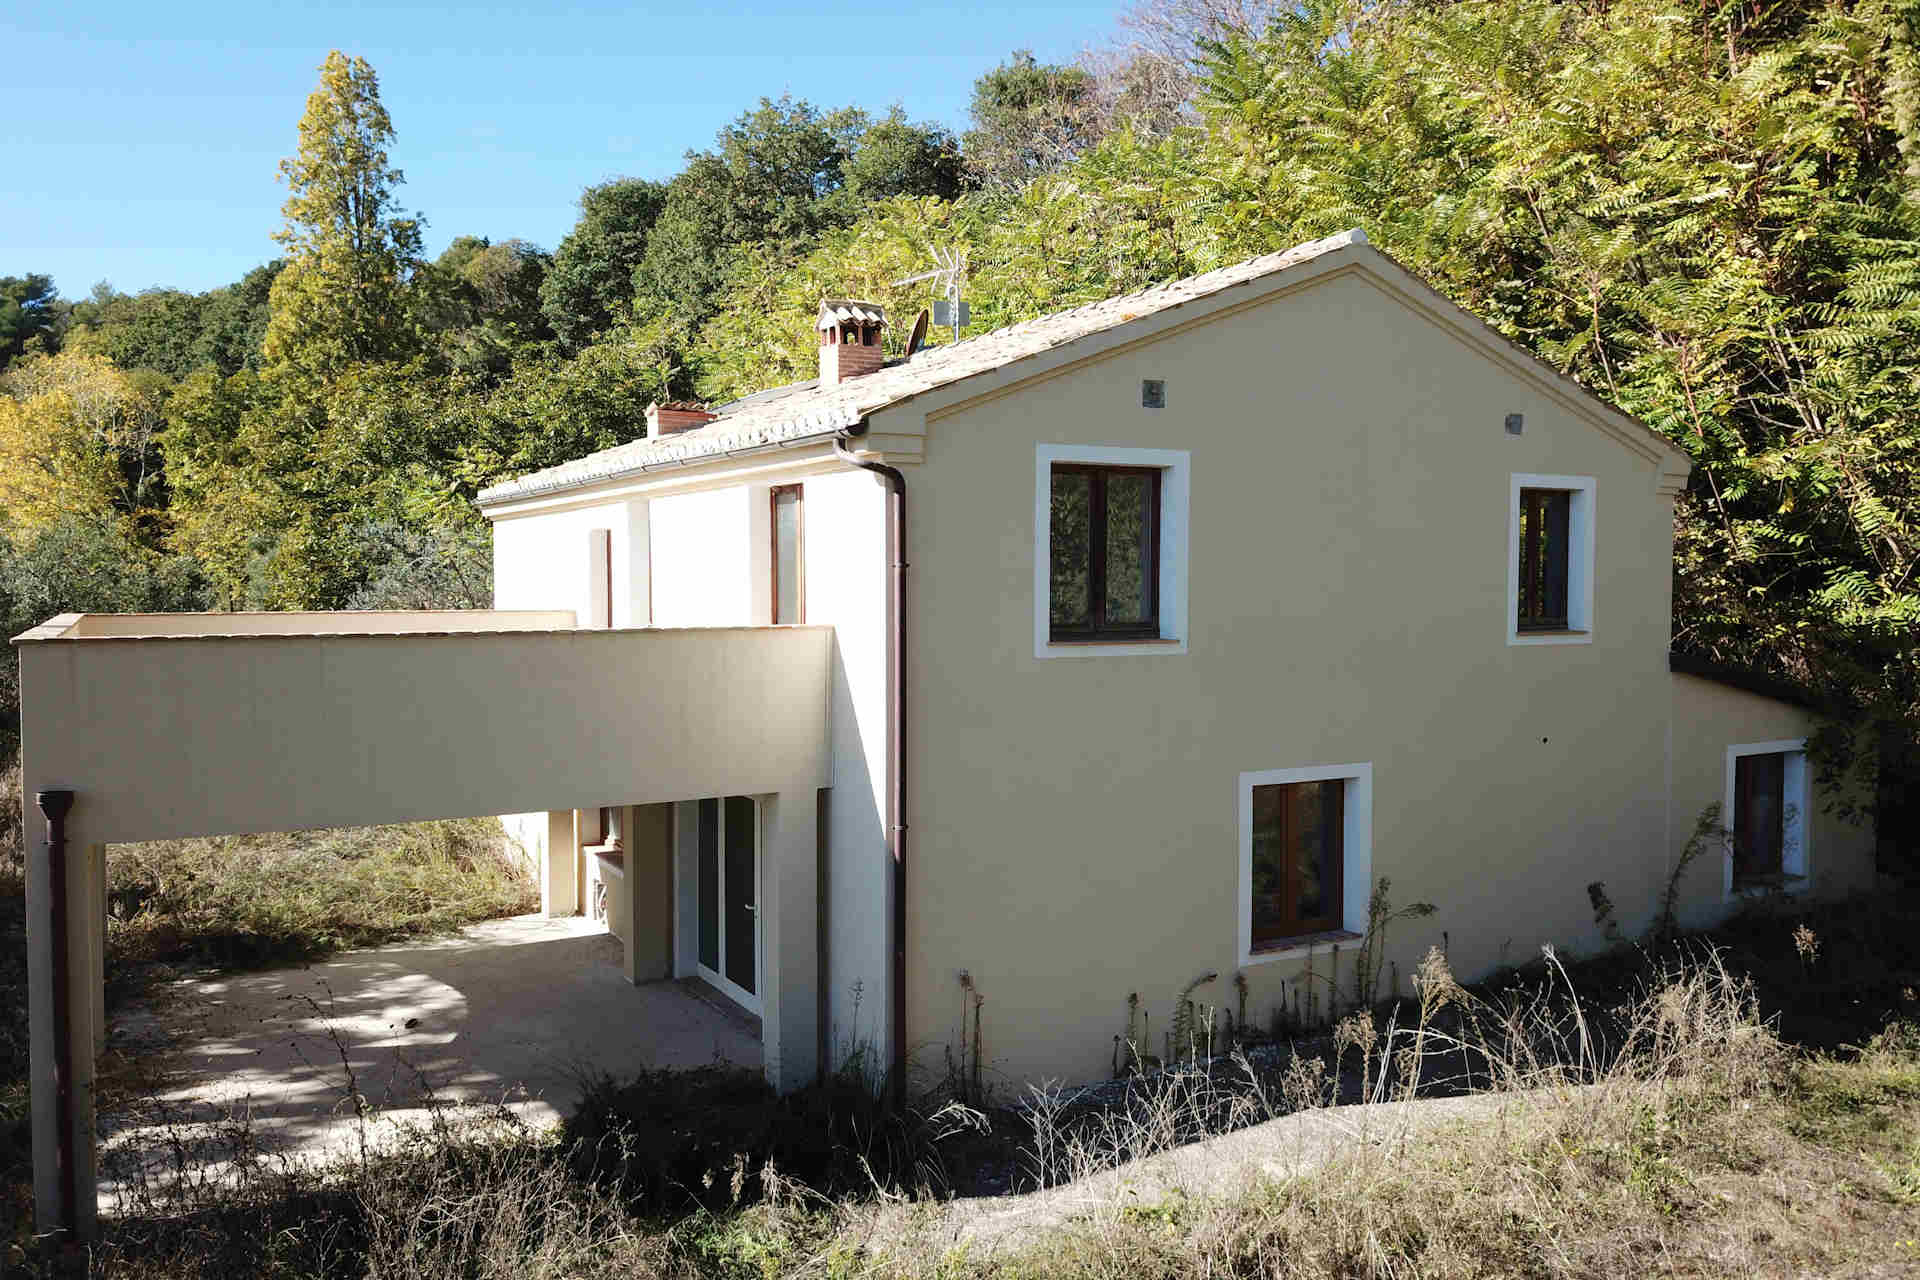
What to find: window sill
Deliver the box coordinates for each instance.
[585,843,625,875]
[1243,929,1362,967]
[1039,635,1187,659]
[1729,873,1807,901]
[1509,628,1592,647]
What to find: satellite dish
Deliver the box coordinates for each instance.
[906,309,930,357]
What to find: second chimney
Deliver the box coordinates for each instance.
[818,300,886,388]
[646,400,717,438]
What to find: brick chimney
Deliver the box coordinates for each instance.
[646,400,717,438]
[817,300,886,388]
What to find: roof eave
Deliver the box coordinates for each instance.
[475,420,870,510]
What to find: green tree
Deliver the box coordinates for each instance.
[690,196,980,402]
[188,51,444,609]
[540,178,669,349]
[421,236,553,379]
[0,274,59,368]
[963,51,1102,190]
[62,286,209,378]
[451,315,681,493]
[161,367,274,606]
[845,108,966,203]
[631,97,869,327]
[264,51,424,381]
[972,126,1217,328]
[0,515,210,759]
[194,261,284,376]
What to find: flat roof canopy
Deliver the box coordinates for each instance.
[13,611,837,1239]
[15,614,834,846]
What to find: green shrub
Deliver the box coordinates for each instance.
[566,1063,970,1214]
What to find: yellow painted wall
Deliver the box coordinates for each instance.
[889,266,1735,1087]
[1667,673,1876,927]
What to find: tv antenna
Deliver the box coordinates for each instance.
[891,245,968,345]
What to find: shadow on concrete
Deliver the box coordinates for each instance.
[104,914,760,1163]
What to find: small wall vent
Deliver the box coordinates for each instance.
[1505,413,1524,435]
[1142,379,1166,409]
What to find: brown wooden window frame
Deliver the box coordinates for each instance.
[1249,779,1347,950]
[771,483,805,625]
[1517,486,1573,632]
[1048,462,1163,643]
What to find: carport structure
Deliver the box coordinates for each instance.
[15,609,834,1239]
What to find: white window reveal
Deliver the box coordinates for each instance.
[1723,739,1810,899]
[586,527,612,629]
[1035,443,1190,659]
[1238,763,1374,967]
[1507,473,1595,645]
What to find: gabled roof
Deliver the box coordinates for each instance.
[477,229,1688,506]
[477,231,1367,505]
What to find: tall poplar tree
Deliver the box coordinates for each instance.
[264,51,424,381]
[167,52,431,610]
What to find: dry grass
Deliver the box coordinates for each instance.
[13,944,1914,1278]
[108,819,537,970]
[866,949,1807,1275]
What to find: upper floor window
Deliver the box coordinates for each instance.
[1049,464,1161,641]
[1507,473,1595,645]
[771,484,804,624]
[1034,444,1190,658]
[1517,487,1571,631]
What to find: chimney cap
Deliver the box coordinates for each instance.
[817,300,887,331]
[645,400,718,438]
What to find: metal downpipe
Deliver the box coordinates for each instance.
[36,788,77,1237]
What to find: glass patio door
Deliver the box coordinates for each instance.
[696,796,760,1013]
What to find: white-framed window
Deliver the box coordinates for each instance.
[1722,739,1810,899]
[1034,443,1190,659]
[1507,473,1595,645]
[1237,763,1373,967]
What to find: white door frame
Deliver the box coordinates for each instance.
[695,796,763,1016]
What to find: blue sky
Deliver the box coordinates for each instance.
[3,1,1119,297]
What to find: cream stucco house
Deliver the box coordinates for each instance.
[475,225,1874,1085]
[16,229,1875,1236]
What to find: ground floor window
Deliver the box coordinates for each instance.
[1724,740,1809,894]
[1238,763,1372,964]
[696,795,760,1011]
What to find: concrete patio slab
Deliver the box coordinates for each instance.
[105,914,760,1165]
